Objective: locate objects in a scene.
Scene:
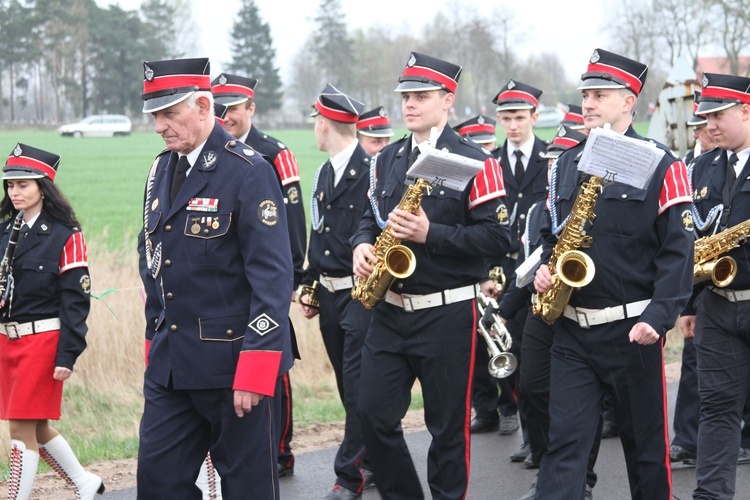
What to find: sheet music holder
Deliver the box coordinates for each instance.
[577,126,664,190]
[515,246,543,289]
[406,147,485,191]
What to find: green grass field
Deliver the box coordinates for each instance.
[0,122,611,248]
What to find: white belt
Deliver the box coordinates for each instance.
[0,318,61,340]
[711,287,750,302]
[385,284,480,313]
[563,300,650,329]
[319,275,355,293]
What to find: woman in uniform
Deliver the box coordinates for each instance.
[0,144,103,500]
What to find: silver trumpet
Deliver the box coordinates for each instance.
[476,294,517,378]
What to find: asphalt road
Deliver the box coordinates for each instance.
[102,383,750,499]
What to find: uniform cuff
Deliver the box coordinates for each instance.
[144,339,151,368]
[233,350,283,396]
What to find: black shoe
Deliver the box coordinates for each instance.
[670,444,696,463]
[510,441,530,462]
[322,485,362,499]
[279,461,295,477]
[360,468,376,490]
[601,419,618,438]
[523,453,539,469]
[739,447,750,464]
[499,414,520,435]
[470,416,499,434]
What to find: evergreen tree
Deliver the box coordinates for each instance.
[311,0,353,91]
[228,0,282,115]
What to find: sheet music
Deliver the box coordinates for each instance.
[406,147,484,191]
[515,246,543,289]
[577,126,663,190]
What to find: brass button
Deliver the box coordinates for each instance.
[203,229,209,234]
[170,324,178,332]
[226,330,234,337]
[518,192,524,199]
[39,265,44,270]
[325,227,331,233]
[166,292,173,300]
[326,204,332,210]
[349,204,354,209]
[165,225,172,232]
[439,190,445,196]
[621,194,627,199]
[519,214,526,220]
[398,283,404,289]
[164,259,172,266]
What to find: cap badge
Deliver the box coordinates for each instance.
[478,115,485,124]
[702,74,709,88]
[219,74,227,85]
[408,53,417,67]
[507,80,516,90]
[590,50,600,63]
[557,126,566,137]
[379,107,386,117]
[201,151,217,169]
[144,64,154,82]
[12,144,22,157]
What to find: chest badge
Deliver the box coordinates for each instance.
[201,150,217,169]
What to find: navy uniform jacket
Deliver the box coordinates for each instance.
[541,126,694,335]
[139,123,294,394]
[351,127,510,294]
[303,143,371,284]
[494,136,549,254]
[1,216,90,369]
[243,124,307,288]
[686,148,750,313]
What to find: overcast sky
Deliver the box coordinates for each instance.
[103,0,614,81]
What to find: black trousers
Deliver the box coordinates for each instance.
[520,311,602,487]
[137,376,280,500]
[694,289,750,499]
[318,286,372,492]
[536,316,671,500]
[276,372,294,469]
[358,300,476,500]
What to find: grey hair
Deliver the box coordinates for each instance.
[185,91,214,114]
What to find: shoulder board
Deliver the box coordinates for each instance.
[259,132,287,150]
[155,148,169,160]
[224,140,257,165]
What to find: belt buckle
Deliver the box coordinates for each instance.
[401,294,415,313]
[575,310,591,329]
[320,277,334,294]
[5,322,20,340]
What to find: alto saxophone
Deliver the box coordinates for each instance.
[533,175,601,324]
[693,218,750,287]
[352,178,430,308]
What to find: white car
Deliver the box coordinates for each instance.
[534,107,565,129]
[58,115,132,137]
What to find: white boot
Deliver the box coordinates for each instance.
[38,435,104,500]
[7,440,38,500]
[195,453,223,500]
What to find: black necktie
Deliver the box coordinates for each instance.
[326,161,335,196]
[408,146,421,167]
[514,149,525,185]
[728,153,739,186]
[170,155,190,204]
[19,223,28,237]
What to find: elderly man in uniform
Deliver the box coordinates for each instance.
[356,106,394,157]
[298,83,373,500]
[211,73,305,480]
[352,51,510,500]
[686,73,750,499]
[533,48,694,499]
[137,57,294,499]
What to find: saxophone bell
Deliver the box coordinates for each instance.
[694,255,737,287]
[558,250,596,289]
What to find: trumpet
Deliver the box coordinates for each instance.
[489,266,507,294]
[298,281,321,309]
[476,294,517,378]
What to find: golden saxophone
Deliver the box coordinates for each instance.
[693,218,750,287]
[533,175,601,324]
[352,178,430,309]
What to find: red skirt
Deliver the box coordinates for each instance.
[0,330,63,420]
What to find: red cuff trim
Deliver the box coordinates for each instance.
[233,350,283,396]
[144,339,151,367]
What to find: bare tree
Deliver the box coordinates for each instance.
[712,0,750,76]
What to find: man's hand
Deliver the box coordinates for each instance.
[387,207,429,244]
[534,264,552,293]
[480,279,499,298]
[679,315,696,339]
[53,367,72,381]
[628,322,660,345]
[234,390,264,418]
[353,243,377,279]
[298,293,319,319]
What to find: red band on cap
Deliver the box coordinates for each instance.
[701,85,750,105]
[586,62,643,94]
[5,156,56,181]
[314,101,359,123]
[211,83,254,100]
[496,90,539,108]
[563,111,584,124]
[143,74,211,94]
[458,123,496,136]
[552,136,580,149]
[402,65,458,93]
[357,116,389,130]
